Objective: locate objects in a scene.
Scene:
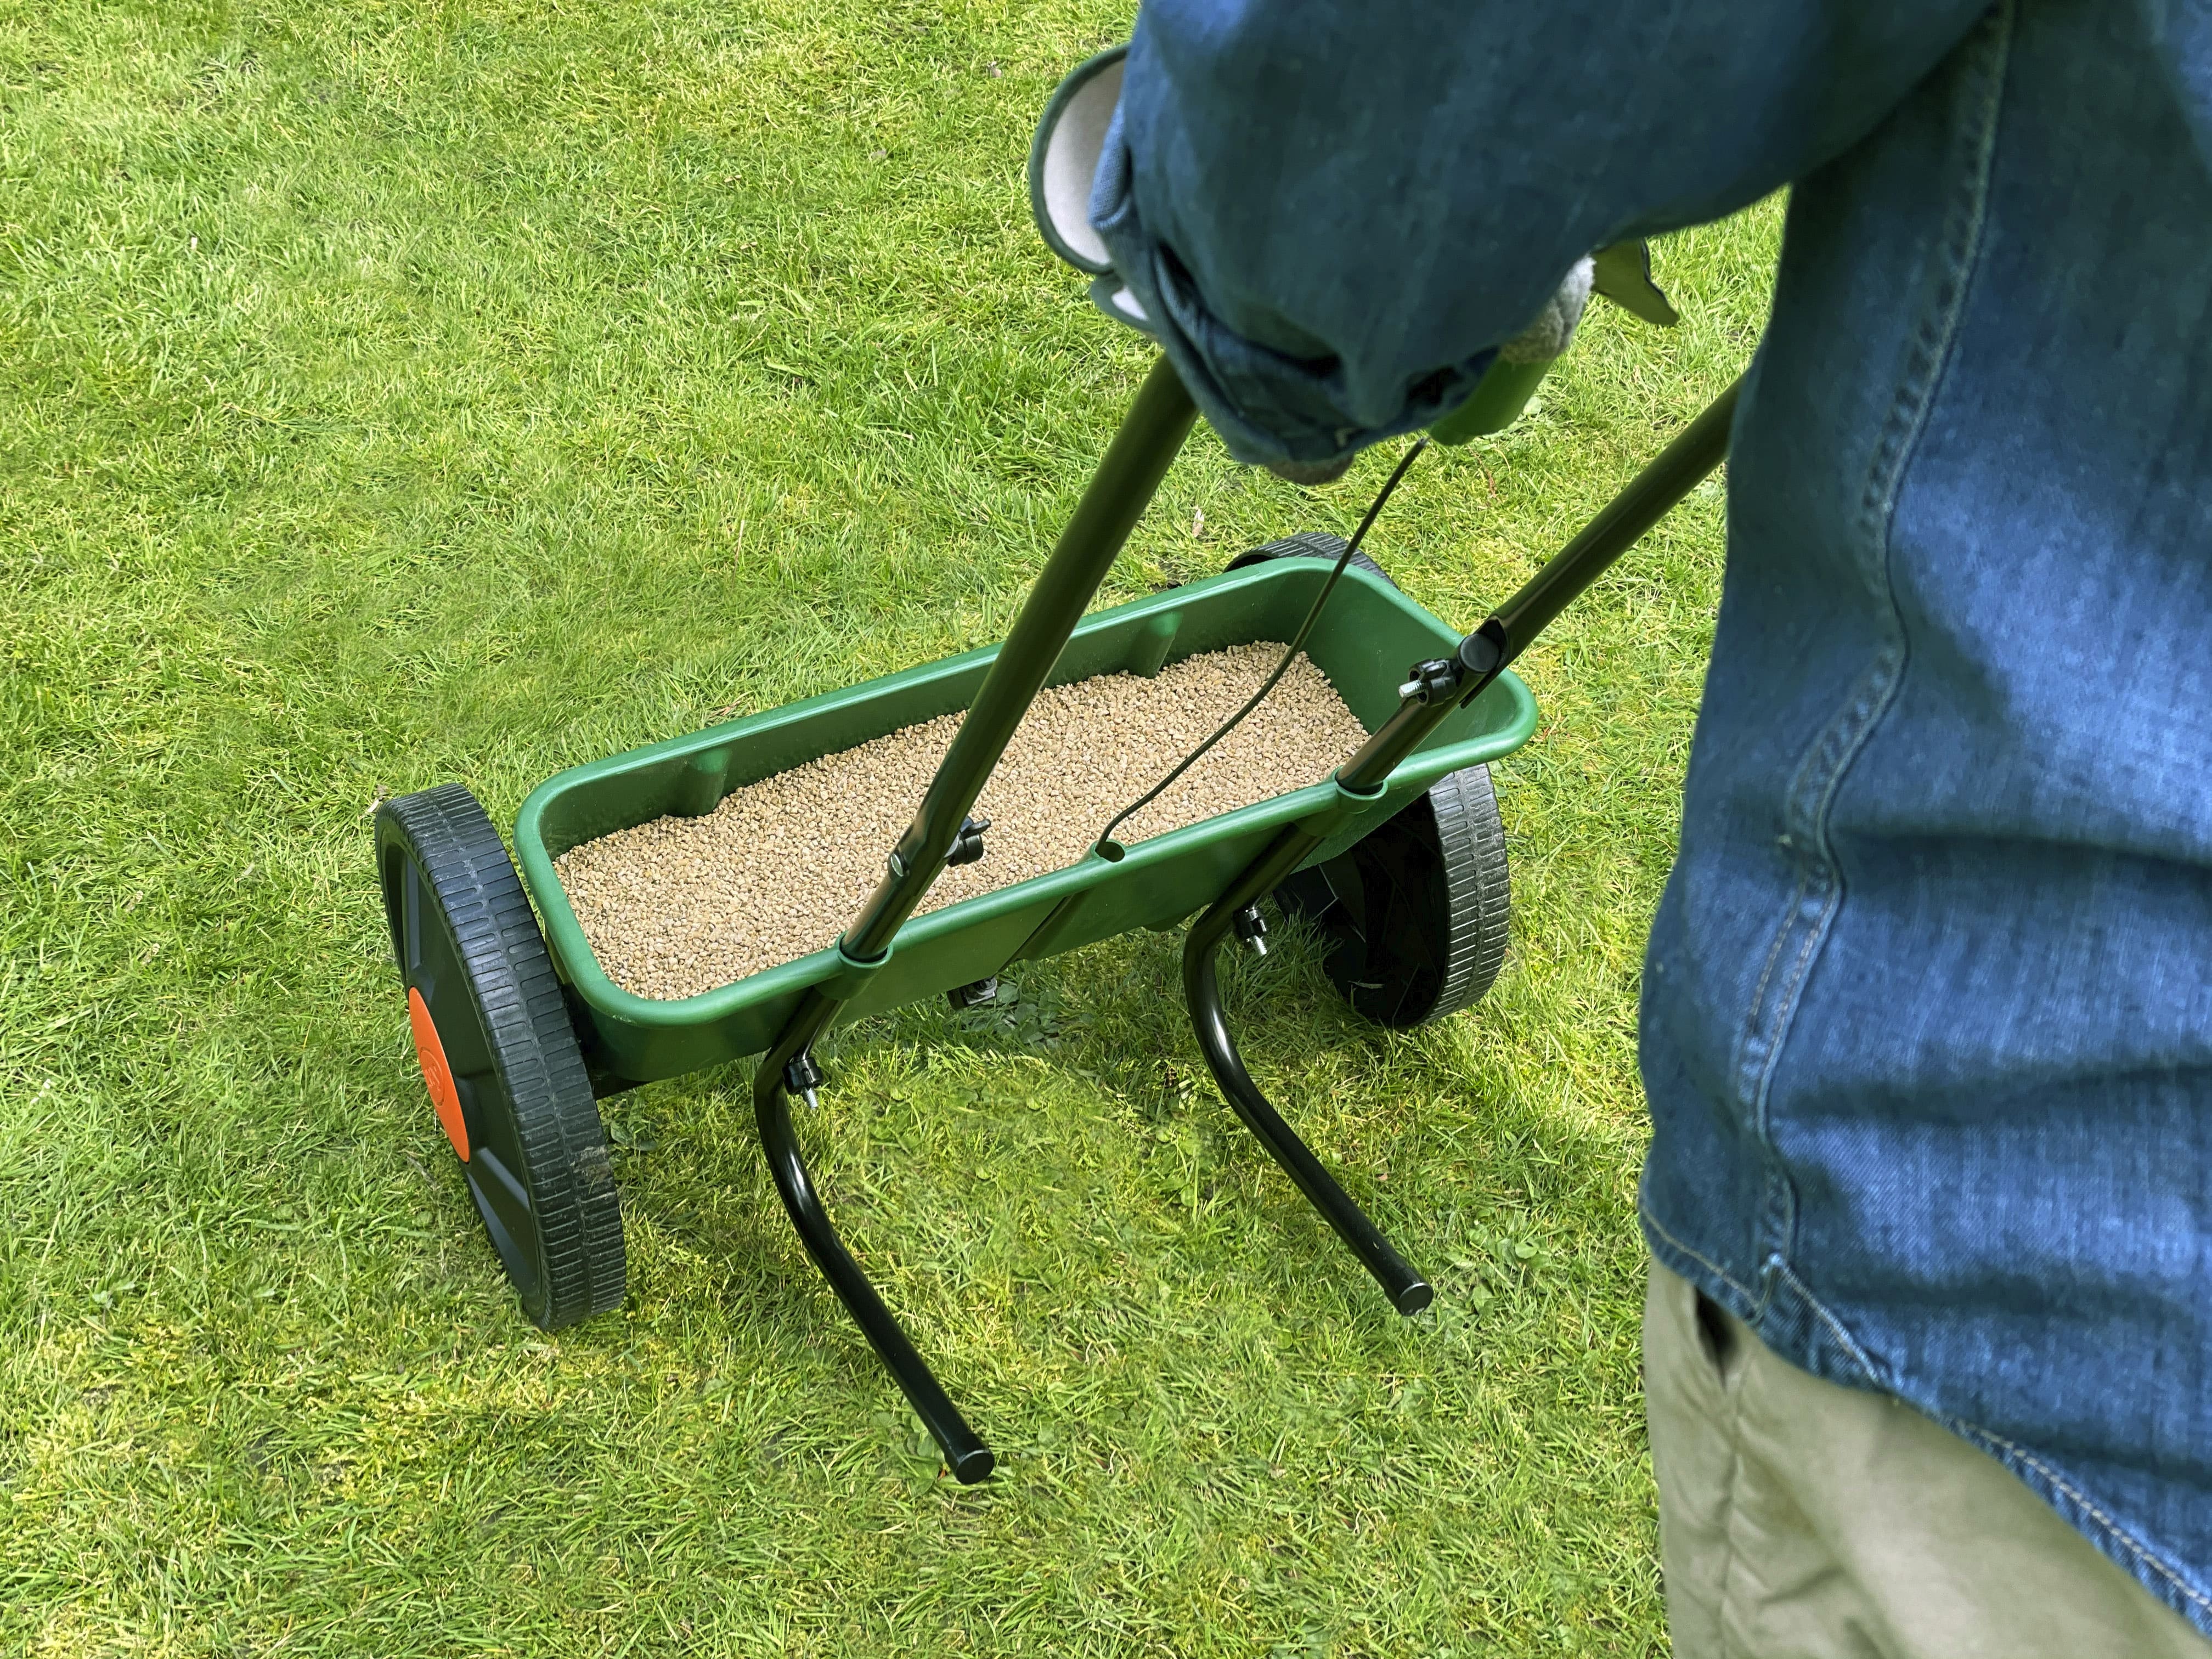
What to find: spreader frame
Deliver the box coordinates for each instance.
[396,353,1740,1485]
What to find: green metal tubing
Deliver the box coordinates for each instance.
[1332,376,1743,792]
[1485,376,1741,666]
[843,356,1200,964]
[746,356,1198,1093]
[1227,380,1743,933]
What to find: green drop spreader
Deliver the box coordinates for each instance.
[373,46,1741,1483]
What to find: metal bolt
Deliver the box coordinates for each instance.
[783,1051,825,1111]
[946,976,998,1011]
[1398,657,1458,704]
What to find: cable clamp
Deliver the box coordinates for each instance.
[1396,658,1460,705]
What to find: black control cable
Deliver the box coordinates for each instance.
[1091,436,1430,857]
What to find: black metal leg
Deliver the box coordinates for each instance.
[755,1061,995,1483]
[1170,380,1746,1317]
[1182,865,1433,1315]
[727,360,1199,1476]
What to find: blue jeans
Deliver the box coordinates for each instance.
[1098,0,2212,1627]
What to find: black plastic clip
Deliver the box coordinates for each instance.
[783,1050,825,1111]
[945,815,990,867]
[1395,657,1460,706]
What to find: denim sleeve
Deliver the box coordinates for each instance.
[1089,0,1991,466]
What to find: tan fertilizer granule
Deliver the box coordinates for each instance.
[556,642,1369,1000]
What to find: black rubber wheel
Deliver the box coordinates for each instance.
[375,783,626,1329]
[1224,531,1395,588]
[1274,763,1511,1027]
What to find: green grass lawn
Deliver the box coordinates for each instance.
[0,2,1778,1652]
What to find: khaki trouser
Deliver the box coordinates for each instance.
[1644,1261,2210,1658]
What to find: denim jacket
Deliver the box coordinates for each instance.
[1095,0,2212,1627]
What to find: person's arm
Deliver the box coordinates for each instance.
[1090,0,1989,467]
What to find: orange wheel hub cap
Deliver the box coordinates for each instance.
[407,986,470,1162]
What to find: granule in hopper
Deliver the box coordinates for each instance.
[555,642,1368,1000]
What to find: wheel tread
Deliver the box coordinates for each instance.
[1226,531,1396,587]
[376,783,625,1329]
[1424,764,1512,1022]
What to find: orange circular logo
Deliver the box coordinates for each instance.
[407,986,470,1162]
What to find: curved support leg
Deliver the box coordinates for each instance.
[1165,383,1747,1322]
[754,1064,995,1483]
[1183,894,1433,1316]
[735,363,1204,1486]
